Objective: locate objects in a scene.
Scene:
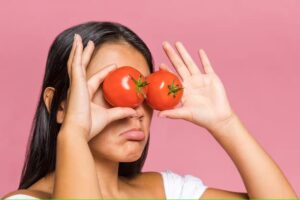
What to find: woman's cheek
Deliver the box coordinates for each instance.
[142,101,153,122]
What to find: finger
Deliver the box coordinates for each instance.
[159,63,182,85]
[159,63,173,73]
[175,42,202,75]
[162,41,191,80]
[82,40,95,70]
[198,49,215,74]
[157,108,191,120]
[67,34,78,81]
[87,64,117,100]
[71,34,84,81]
[106,107,138,123]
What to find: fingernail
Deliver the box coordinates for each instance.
[87,40,94,46]
[175,41,181,46]
[110,63,117,68]
[158,114,165,118]
[74,33,78,40]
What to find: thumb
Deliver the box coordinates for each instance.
[158,108,190,120]
[106,107,138,123]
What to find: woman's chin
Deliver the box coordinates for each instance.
[119,148,144,162]
[121,156,142,162]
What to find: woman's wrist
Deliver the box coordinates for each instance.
[206,112,240,138]
[58,124,89,142]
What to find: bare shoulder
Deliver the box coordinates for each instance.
[134,171,163,186]
[137,171,163,183]
[2,189,51,199]
[126,171,165,198]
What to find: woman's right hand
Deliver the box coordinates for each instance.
[60,34,138,141]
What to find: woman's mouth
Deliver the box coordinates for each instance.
[119,129,145,141]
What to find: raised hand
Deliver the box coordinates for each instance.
[158,41,235,131]
[61,34,138,141]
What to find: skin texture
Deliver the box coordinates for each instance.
[2,37,298,199]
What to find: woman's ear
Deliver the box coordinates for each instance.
[43,87,55,113]
[43,87,65,124]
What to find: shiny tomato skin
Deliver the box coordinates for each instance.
[146,68,183,111]
[102,66,148,108]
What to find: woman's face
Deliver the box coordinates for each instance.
[85,41,153,162]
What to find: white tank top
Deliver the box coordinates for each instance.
[160,170,208,199]
[4,170,208,199]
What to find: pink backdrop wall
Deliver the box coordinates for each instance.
[0,0,299,196]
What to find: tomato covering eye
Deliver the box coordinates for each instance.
[145,68,184,111]
[102,66,184,111]
[102,66,149,108]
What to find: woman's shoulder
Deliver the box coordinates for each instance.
[158,169,208,199]
[126,171,165,198]
[134,170,208,199]
[137,169,206,186]
[2,189,51,199]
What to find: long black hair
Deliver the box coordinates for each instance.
[18,21,154,189]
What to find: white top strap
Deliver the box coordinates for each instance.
[160,170,208,199]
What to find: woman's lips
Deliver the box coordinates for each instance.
[119,130,145,141]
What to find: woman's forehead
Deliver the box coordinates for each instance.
[86,42,150,79]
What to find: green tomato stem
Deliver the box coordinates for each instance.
[130,74,149,99]
[168,79,184,98]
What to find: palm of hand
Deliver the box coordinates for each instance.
[64,34,137,141]
[180,72,233,128]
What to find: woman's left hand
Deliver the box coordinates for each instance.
[158,41,235,131]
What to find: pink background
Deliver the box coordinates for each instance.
[0,0,299,197]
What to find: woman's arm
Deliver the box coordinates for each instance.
[158,41,298,199]
[52,34,137,198]
[51,35,102,198]
[201,113,298,199]
[53,127,102,198]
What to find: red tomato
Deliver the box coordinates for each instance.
[145,68,184,111]
[102,66,149,108]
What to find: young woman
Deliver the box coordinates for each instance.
[2,21,297,199]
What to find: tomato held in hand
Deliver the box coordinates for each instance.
[102,66,149,108]
[146,68,184,111]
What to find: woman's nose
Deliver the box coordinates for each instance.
[132,106,144,119]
